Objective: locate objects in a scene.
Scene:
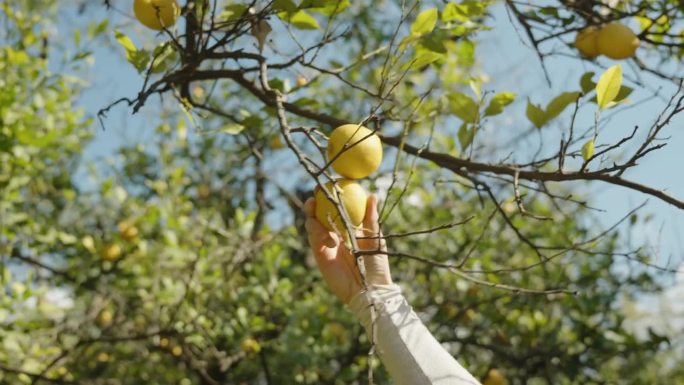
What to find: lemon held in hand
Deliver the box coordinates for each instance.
[133,0,180,31]
[574,26,600,58]
[327,124,382,179]
[314,180,367,233]
[596,23,640,60]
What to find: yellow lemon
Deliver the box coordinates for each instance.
[197,183,212,200]
[314,179,367,233]
[133,0,180,31]
[483,369,507,385]
[240,338,261,354]
[462,308,476,323]
[96,309,113,327]
[269,136,285,150]
[325,322,349,344]
[327,124,382,179]
[170,345,183,357]
[96,352,110,363]
[574,26,600,58]
[100,243,121,262]
[117,220,139,242]
[596,23,640,59]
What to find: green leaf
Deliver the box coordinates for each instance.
[443,3,466,22]
[150,43,177,73]
[114,31,136,53]
[420,34,447,53]
[582,139,595,161]
[221,123,246,135]
[309,0,351,15]
[411,8,438,36]
[456,39,475,66]
[449,92,479,123]
[540,6,558,17]
[284,10,320,29]
[484,92,516,116]
[223,4,248,21]
[115,30,150,72]
[580,71,596,94]
[469,78,482,101]
[526,100,547,128]
[272,0,297,12]
[457,123,475,150]
[130,50,151,73]
[16,129,58,148]
[596,65,622,109]
[402,51,443,70]
[545,91,580,120]
[88,19,109,39]
[615,85,633,102]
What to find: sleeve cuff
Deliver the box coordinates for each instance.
[347,283,404,330]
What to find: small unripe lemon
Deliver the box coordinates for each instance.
[100,243,121,262]
[596,23,639,59]
[314,180,367,233]
[159,337,170,348]
[460,308,476,324]
[240,338,261,354]
[327,124,382,179]
[197,184,212,200]
[483,369,507,385]
[325,322,349,344]
[96,352,110,363]
[96,310,113,327]
[170,345,183,357]
[574,26,600,58]
[133,0,180,31]
[118,220,139,242]
[269,136,285,149]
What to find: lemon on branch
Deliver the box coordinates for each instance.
[100,243,122,262]
[327,124,382,179]
[596,23,640,60]
[574,26,600,58]
[314,179,367,233]
[117,220,139,242]
[133,0,180,31]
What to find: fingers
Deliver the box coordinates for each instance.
[303,197,338,250]
[361,194,387,252]
[363,194,380,234]
[359,194,392,285]
[304,197,315,218]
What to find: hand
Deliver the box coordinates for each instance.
[304,194,392,304]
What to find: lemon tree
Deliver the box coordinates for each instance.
[2,1,684,384]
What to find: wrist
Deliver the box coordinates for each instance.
[369,274,393,285]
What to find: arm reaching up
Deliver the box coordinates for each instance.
[304,194,481,385]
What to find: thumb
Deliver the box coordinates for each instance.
[361,194,385,252]
[360,194,392,285]
[363,194,379,233]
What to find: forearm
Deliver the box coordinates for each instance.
[348,284,481,385]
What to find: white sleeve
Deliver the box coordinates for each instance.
[348,284,481,385]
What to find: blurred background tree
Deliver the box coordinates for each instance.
[1,0,683,384]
